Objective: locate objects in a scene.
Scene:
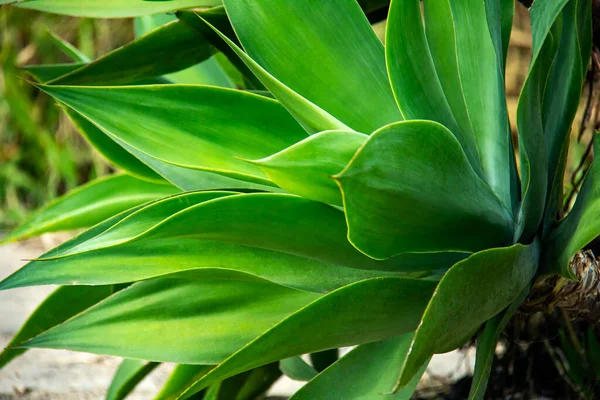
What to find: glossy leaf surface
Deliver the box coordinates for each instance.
[336,121,513,259]
[1,174,178,244]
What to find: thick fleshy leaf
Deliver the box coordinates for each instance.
[484,0,514,72]
[65,109,164,183]
[396,242,540,388]
[335,121,513,259]
[21,63,84,83]
[179,276,436,398]
[107,359,159,400]
[156,365,213,400]
[468,287,529,400]
[0,285,113,369]
[0,174,179,244]
[543,137,600,276]
[386,0,480,175]
[37,84,308,185]
[291,334,427,400]
[47,31,90,63]
[223,0,401,133]
[250,131,367,206]
[199,15,350,134]
[446,0,512,209]
[48,21,216,86]
[279,357,317,381]
[14,0,221,18]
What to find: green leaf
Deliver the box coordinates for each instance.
[1,174,179,244]
[468,287,529,400]
[205,364,280,400]
[21,63,85,83]
[65,108,164,183]
[249,131,367,206]
[291,333,427,400]
[179,276,436,398]
[335,121,513,259]
[386,0,480,175]
[0,285,113,369]
[445,0,512,210]
[223,0,401,133]
[199,15,350,134]
[279,357,317,381]
[156,365,213,400]
[309,349,338,373]
[46,30,91,63]
[107,359,159,400]
[37,84,308,186]
[396,242,540,388]
[14,0,222,18]
[48,20,216,86]
[484,0,514,72]
[543,137,600,276]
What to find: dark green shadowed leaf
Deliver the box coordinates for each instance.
[386,0,481,175]
[279,357,317,381]
[309,349,338,373]
[156,365,213,400]
[14,0,222,18]
[48,20,216,86]
[204,364,280,400]
[396,242,539,388]
[250,130,367,206]
[0,174,179,245]
[291,333,427,400]
[336,121,513,259]
[21,63,85,83]
[484,0,515,72]
[223,0,402,133]
[0,285,113,370]
[107,359,159,400]
[180,276,436,398]
[543,137,600,276]
[37,84,308,186]
[65,108,164,183]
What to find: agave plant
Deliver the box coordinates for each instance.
[0,0,598,398]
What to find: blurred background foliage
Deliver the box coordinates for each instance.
[0,7,132,228]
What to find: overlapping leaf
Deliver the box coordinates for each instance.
[156,365,213,400]
[107,359,159,400]
[336,121,513,259]
[0,174,178,244]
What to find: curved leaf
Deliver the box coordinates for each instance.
[156,365,213,400]
[14,0,221,18]
[223,0,401,133]
[396,242,540,388]
[21,63,85,83]
[46,31,90,63]
[291,333,427,400]
[335,121,513,259]
[1,174,179,244]
[279,357,317,382]
[37,84,308,186]
[0,285,113,369]
[250,131,367,206]
[107,359,159,400]
[179,276,436,398]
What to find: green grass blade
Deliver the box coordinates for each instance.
[107,359,160,400]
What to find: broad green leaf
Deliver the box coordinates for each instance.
[446,0,512,210]
[0,174,179,244]
[468,287,529,400]
[279,357,317,381]
[46,31,90,63]
[484,0,514,72]
[107,359,159,400]
[134,13,234,88]
[0,285,113,369]
[250,131,367,206]
[199,15,350,134]
[66,109,164,183]
[14,0,221,18]
[156,365,213,400]
[291,334,427,400]
[223,0,402,133]
[179,276,437,398]
[396,242,539,387]
[49,21,216,86]
[37,84,308,186]
[543,137,600,276]
[530,0,570,60]
[335,121,513,259]
[421,0,480,173]
[386,0,480,175]
[21,63,84,83]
